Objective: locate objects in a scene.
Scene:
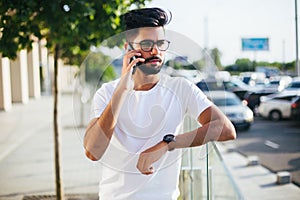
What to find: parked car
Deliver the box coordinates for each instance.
[196,80,225,91]
[196,78,255,100]
[240,71,266,87]
[206,91,254,131]
[266,76,293,91]
[243,90,276,115]
[258,91,300,121]
[284,79,300,91]
[291,96,300,120]
[224,78,257,100]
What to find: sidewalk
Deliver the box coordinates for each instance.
[0,94,99,200]
[219,142,300,200]
[0,94,299,199]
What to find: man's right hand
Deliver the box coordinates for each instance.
[119,49,144,91]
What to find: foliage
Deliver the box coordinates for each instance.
[0,0,149,62]
[165,55,207,71]
[225,58,254,72]
[284,60,296,71]
[102,65,117,83]
[165,59,193,70]
[224,57,296,74]
[210,48,222,68]
[84,52,117,85]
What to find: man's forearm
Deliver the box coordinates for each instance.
[138,117,236,174]
[170,118,236,150]
[84,87,127,161]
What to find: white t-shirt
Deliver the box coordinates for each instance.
[92,74,212,200]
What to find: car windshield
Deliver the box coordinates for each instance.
[287,82,300,89]
[224,79,249,89]
[213,97,241,106]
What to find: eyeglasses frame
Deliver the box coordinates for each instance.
[129,39,170,52]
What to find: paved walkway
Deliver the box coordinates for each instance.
[0,94,299,199]
[0,95,99,200]
[219,142,300,200]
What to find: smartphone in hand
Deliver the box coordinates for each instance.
[128,44,142,75]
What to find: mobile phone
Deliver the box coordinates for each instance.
[130,55,138,75]
[128,44,142,75]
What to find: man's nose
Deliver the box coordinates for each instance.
[150,44,160,55]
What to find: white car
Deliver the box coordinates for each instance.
[206,90,254,131]
[258,91,300,121]
[284,78,300,92]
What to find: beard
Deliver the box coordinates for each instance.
[138,64,162,75]
[137,56,163,75]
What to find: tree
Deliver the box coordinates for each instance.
[84,51,117,85]
[235,58,254,71]
[0,1,149,199]
[224,58,254,72]
[210,48,222,68]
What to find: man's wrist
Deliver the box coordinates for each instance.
[163,134,176,151]
[167,140,176,151]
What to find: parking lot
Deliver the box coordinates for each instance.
[234,116,300,187]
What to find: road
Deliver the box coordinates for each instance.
[234,116,300,187]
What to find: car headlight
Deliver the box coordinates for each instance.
[244,109,254,121]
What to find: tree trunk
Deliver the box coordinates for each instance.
[53,44,65,200]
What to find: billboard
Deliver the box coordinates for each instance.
[242,38,269,51]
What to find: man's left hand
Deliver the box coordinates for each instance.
[136,141,168,175]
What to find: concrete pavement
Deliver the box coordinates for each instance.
[0,95,99,200]
[0,94,299,199]
[219,142,300,200]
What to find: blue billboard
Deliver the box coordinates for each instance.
[242,38,269,51]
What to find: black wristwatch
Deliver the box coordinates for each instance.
[163,134,176,144]
[163,134,176,151]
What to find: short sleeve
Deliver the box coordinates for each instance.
[92,80,118,119]
[92,88,108,118]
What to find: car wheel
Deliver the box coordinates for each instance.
[238,125,251,132]
[269,110,281,121]
[244,124,251,131]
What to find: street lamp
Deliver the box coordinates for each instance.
[295,0,300,76]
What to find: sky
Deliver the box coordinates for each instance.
[145,0,296,66]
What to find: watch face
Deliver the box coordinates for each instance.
[163,134,175,143]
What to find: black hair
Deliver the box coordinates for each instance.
[122,8,171,40]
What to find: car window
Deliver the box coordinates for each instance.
[224,82,235,88]
[287,82,300,88]
[196,81,225,91]
[292,96,300,103]
[251,94,260,99]
[213,97,241,106]
[269,81,280,85]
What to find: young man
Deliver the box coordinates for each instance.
[84,7,236,200]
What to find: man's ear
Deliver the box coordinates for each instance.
[124,42,129,51]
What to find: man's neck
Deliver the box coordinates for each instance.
[133,71,160,91]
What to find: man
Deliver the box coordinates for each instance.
[84,7,236,200]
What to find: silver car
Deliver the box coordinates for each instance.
[206,90,254,131]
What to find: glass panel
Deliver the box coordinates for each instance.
[179,116,244,200]
[207,142,244,200]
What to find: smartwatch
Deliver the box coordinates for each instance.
[163,134,176,143]
[163,134,176,151]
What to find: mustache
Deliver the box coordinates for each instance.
[144,56,162,63]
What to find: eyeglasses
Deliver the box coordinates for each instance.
[129,39,170,52]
